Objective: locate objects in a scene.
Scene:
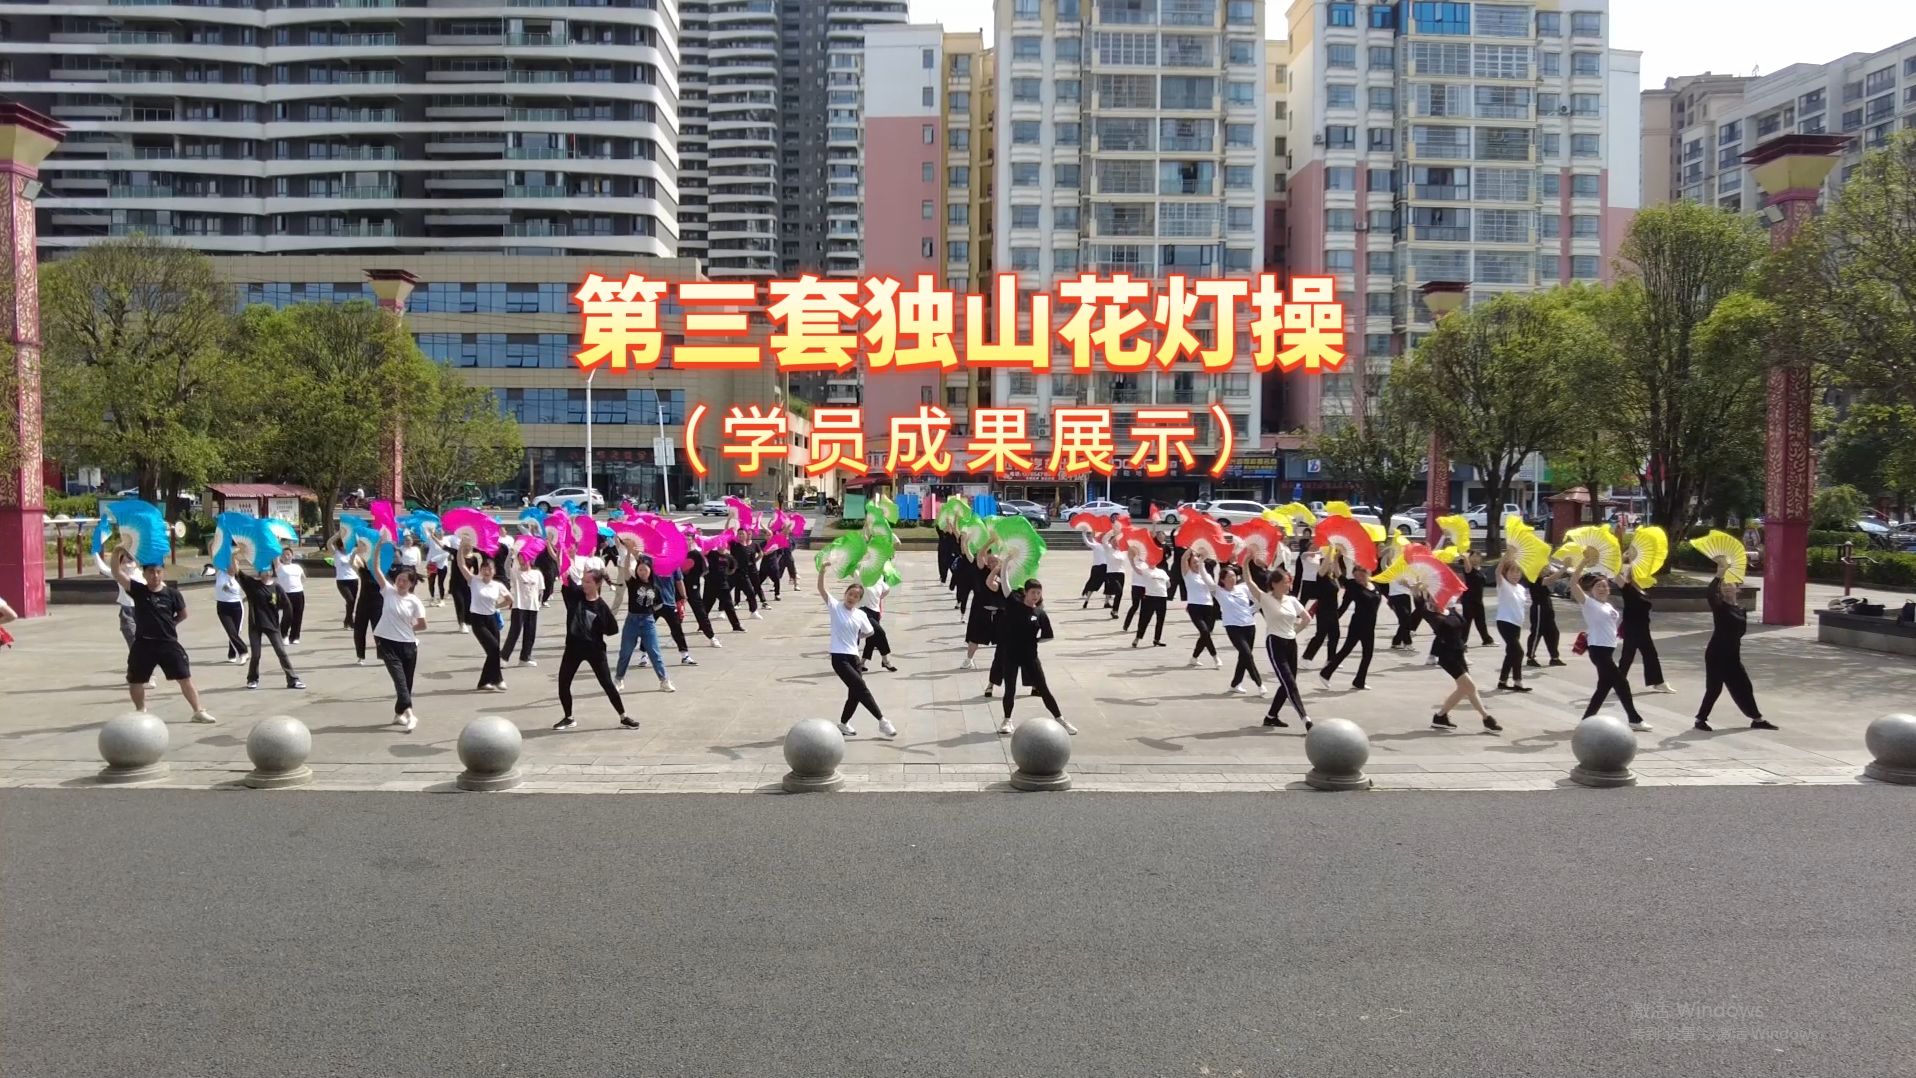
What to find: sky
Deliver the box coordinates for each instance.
[906,0,1916,89]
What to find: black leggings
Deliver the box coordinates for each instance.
[216,599,248,659]
[352,602,379,661]
[1225,624,1262,688]
[502,608,538,662]
[705,571,744,631]
[469,612,504,688]
[1080,564,1108,602]
[1582,644,1643,723]
[1122,585,1145,630]
[335,579,356,627]
[1497,619,1525,685]
[1133,595,1167,644]
[1619,631,1664,688]
[1302,611,1339,662]
[1698,645,1761,721]
[1001,655,1061,720]
[1464,597,1492,645]
[375,636,416,716]
[451,572,471,627]
[280,591,305,644]
[558,643,623,720]
[1388,594,1416,647]
[831,653,882,723]
[1527,596,1559,660]
[246,610,297,684]
[683,579,716,639]
[656,606,690,653]
[1186,604,1218,657]
[861,610,891,660]
[1263,635,1307,720]
[427,567,446,601]
[1322,621,1374,688]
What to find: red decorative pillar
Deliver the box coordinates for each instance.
[0,104,66,618]
[365,269,419,509]
[1742,134,1848,627]
[1419,281,1468,541]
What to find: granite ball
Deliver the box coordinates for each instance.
[1863,713,1916,785]
[97,712,169,784]
[1570,713,1639,788]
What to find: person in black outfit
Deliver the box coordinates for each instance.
[1300,552,1344,665]
[758,542,785,601]
[992,579,1076,735]
[1159,529,1185,602]
[952,540,978,615]
[937,524,958,588]
[534,542,559,607]
[703,544,746,632]
[1417,586,1499,732]
[1458,551,1494,646]
[1525,566,1566,667]
[448,547,474,631]
[350,558,382,665]
[329,535,357,628]
[110,551,215,723]
[962,551,1005,670]
[728,532,765,616]
[551,569,633,730]
[1120,555,1147,633]
[1318,565,1382,690]
[681,546,721,646]
[234,563,303,690]
[1616,576,1671,693]
[1695,560,1777,732]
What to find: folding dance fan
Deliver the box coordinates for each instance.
[570,514,600,556]
[1118,524,1162,567]
[515,534,546,567]
[1505,523,1553,583]
[1313,514,1378,572]
[989,515,1045,588]
[1402,549,1466,610]
[640,518,689,576]
[881,560,903,589]
[1690,530,1748,584]
[370,499,400,544]
[1627,525,1669,589]
[1177,514,1228,561]
[937,497,972,530]
[345,517,394,574]
[1434,513,1470,553]
[442,507,502,556]
[1324,501,1354,518]
[219,512,287,573]
[816,533,867,580]
[724,495,758,532]
[621,499,641,521]
[853,531,897,587]
[93,500,171,565]
[403,509,442,540]
[1068,511,1117,536]
[1228,518,1284,567]
[1555,525,1623,577]
[1268,502,1317,531]
[871,492,900,525]
[1370,540,1429,585]
[517,505,545,533]
[1361,521,1387,543]
[1256,508,1296,536]
[261,517,300,551]
[958,516,991,557]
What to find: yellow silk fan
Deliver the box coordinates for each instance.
[1361,521,1387,542]
[1257,508,1295,536]
[1266,503,1316,531]
[1505,522,1553,582]
[1555,525,1623,577]
[1627,525,1669,589]
[1689,530,1748,584]
[1372,535,1417,584]
[1430,514,1471,561]
[1324,501,1354,518]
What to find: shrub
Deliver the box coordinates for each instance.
[1810,528,1866,548]
[1811,484,1868,530]
[1808,546,1916,588]
[43,489,100,518]
[833,518,927,531]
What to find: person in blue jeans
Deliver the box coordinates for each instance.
[613,542,675,694]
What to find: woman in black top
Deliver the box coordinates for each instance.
[728,533,764,617]
[1416,586,1499,733]
[351,559,383,664]
[1616,576,1672,693]
[992,579,1076,736]
[680,545,720,646]
[1300,552,1344,665]
[551,569,633,731]
[1695,559,1777,732]
[234,563,304,690]
[703,544,746,633]
[448,546,475,632]
[952,541,978,616]
[961,550,1004,670]
[1525,567,1566,667]
[1458,552,1495,646]
[1318,565,1383,690]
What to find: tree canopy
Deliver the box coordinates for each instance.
[404,363,525,511]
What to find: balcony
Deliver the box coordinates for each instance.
[108,184,174,198]
[504,185,568,197]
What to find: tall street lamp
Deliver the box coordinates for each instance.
[366,269,420,508]
[1419,280,1469,543]
[584,367,598,514]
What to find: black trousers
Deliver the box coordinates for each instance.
[451,572,471,626]
[861,610,891,660]
[760,560,783,599]
[1187,604,1218,657]
[1497,619,1525,685]
[831,653,882,723]
[502,608,538,662]
[1618,630,1664,687]
[1001,654,1061,720]
[1263,635,1307,721]
[704,571,744,631]
[1322,620,1375,688]
[1582,644,1643,723]
[246,609,297,685]
[375,636,416,716]
[1080,564,1108,603]
[427,566,446,601]
[558,643,623,719]
[1133,595,1167,644]
[1464,597,1492,645]
[1225,624,1262,688]
[352,602,379,661]
[955,574,974,615]
[1302,611,1340,663]
[469,612,504,688]
[1122,585,1145,630]
[1527,595,1560,660]
[730,570,763,612]
[1388,593,1417,647]
[280,591,305,644]
[656,606,690,653]
[336,579,357,627]
[216,599,248,659]
[1698,644,1761,721]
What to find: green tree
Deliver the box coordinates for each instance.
[246,301,436,536]
[1549,430,1639,526]
[1824,401,1916,518]
[1394,291,1608,552]
[1310,381,1429,528]
[38,237,247,515]
[1810,483,1868,531]
[403,364,525,511]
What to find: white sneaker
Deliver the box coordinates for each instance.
[751,611,764,620]
[1255,684,1269,697]
[1629,720,1654,732]
[615,678,625,692]
[456,624,467,634]
[997,717,1014,735]
[1057,719,1079,735]
[1187,657,1201,668]
[838,721,856,737]
[392,713,407,727]
[681,653,698,666]
[710,637,724,649]
[495,680,509,691]
[226,656,243,665]
[1230,685,1249,695]
[1213,656,1225,670]
[1425,655,1439,666]
[355,659,368,667]
[878,719,897,738]
[522,658,539,668]
[402,711,417,733]
[959,657,975,670]
[659,679,676,693]
[190,711,217,724]
[1648,683,1676,694]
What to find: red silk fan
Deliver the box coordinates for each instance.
[1119,525,1163,566]
[1312,514,1378,572]
[1176,515,1228,560]
[1069,511,1117,537]
[1228,518,1284,567]
[1403,550,1466,611]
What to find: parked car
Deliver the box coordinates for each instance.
[997,498,1051,526]
[486,488,523,508]
[1346,504,1423,536]
[1203,499,1272,526]
[699,498,730,516]
[1462,503,1533,530]
[1062,499,1129,521]
[532,486,605,512]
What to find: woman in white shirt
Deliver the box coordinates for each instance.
[1247,567,1313,729]
[1207,564,1264,695]
[1100,530,1129,617]
[1567,569,1648,730]
[211,565,248,663]
[95,550,138,647]
[818,568,893,738]
[273,547,307,646]
[1078,528,1111,610]
[858,577,897,673]
[1180,549,1220,668]
[329,534,358,628]
[370,550,428,732]
[1492,554,1532,694]
[1130,555,1171,648]
[502,549,544,668]
[456,536,513,691]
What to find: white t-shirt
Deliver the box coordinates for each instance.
[1389,577,1412,598]
[1581,596,1620,648]
[275,561,306,595]
[567,555,606,585]
[510,566,543,610]
[212,569,242,604]
[1258,592,1308,639]
[1214,582,1257,627]
[96,554,133,607]
[469,579,509,617]
[827,600,871,655]
[1495,576,1530,625]
[424,534,450,569]
[1088,535,1110,567]
[858,579,888,612]
[1140,565,1169,598]
[374,584,426,644]
[1182,567,1213,606]
[1299,552,1319,583]
[400,543,422,568]
[332,549,357,581]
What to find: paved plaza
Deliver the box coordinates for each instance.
[2,549,1908,794]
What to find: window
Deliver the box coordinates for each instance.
[1536,10,1561,36]
[1843,80,1864,104]
[1011,161,1040,186]
[1011,120,1041,145]
[921,199,934,219]
[1227,81,1256,106]
[1570,11,1601,37]
[1012,77,1042,103]
[1475,85,1531,119]
[1366,208,1393,231]
[1571,214,1600,238]
[1369,86,1396,113]
[1369,3,1397,28]
[948,240,969,263]
[1908,57,1916,77]
[1057,122,1082,146]
[1795,93,1821,119]
[1475,166,1529,202]
[1475,44,1531,81]
[1327,84,1356,109]
[1326,208,1356,233]
[1162,75,1215,109]
[1475,251,1531,285]
[1571,255,1601,279]
[1055,247,1081,274]
[1013,36,1042,61]
[1843,108,1863,133]
[1366,250,1394,274]
[1539,213,1560,239]
[1227,205,1253,231]
[1571,133,1599,158]
[1325,249,1356,272]
[1540,132,1561,157]
[1160,160,1216,194]
[950,54,971,77]
[1368,45,1395,71]
[1325,124,1356,149]
[1367,167,1396,192]
[1367,127,1395,151]
[923,47,936,68]
[1054,204,1080,228]
[1571,52,1600,77]
[1365,290,1394,314]
[1094,31,1156,66]
[922,163,935,182]
[1719,120,1742,144]
[949,91,971,115]
[1409,42,1471,77]
[948,204,969,225]
[1010,247,1040,272]
[1160,117,1214,151]
[1326,44,1356,69]
[1570,173,1599,198]
[1540,51,1561,77]
[1228,39,1256,65]
[1414,82,1468,117]
[1056,79,1082,103]
[1476,208,1527,243]
[1326,166,1356,190]
[1328,3,1356,27]
[1413,123,1471,160]
[1014,0,1040,17]
[1056,37,1081,63]
[1226,123,1254,148]
[1011,204,1041,230]
[1411,2,1470,35]
[1098,74,1156,109]
[1476,4,1528,36]
[1411,206,1468,242]
[922,123,935,144]
[922,87,935,107]
[950,165,970,187]
[1226,0,1254,26]
[921,238,936,258]
[1476,127,1531,162]
[949,128,967,149]
[1541,171,1560,198]
[1225,165,1254,190]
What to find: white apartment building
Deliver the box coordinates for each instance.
[0,0,680,256]
[1639,73,1750,209]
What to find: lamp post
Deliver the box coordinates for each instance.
[365,269,419,509]
[1418,280,1469,544]
[584,367,597,514]
[655,383,672,513]
[1741,133,1848,627]
[0,103,66,618]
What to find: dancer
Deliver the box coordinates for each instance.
[1100,529,1127,617]
[273,547,306,646]
[234,560,303,690]
[937,519,958,587]
[329,532,357,627]
[1078,526,1111,609]
[651,559,698,665]
[94,547,138,649]
[612,549,676,693]
[1120,549,1147,633]
[1387,570,1417,651]
[1246,566,1311,728]
[456,537,512,691]
[423,527,449,606]
[1525,565,1566,667]
[1319,564,1382,690]
[211,563,248,663]
[1130,553,1170,648]
[819,568,892,737]
[111,551,215,723]
[952,536,978,615]
[1181,548,1221,668]
[759,540,784,602]
[534,537,558,607]
[1616,567,1673,693]
[994,579,1074,735]
[370,548,427,732]
[1159,527,1185,602]
[501,543,543,668]
[858,573,898,673]
[1492,553,1532,694]
[1459,551,1495,646]
[552,567,636,730]
[1207,562,1264,695]
[1695,557,1777,732]
[350,552,381,667]
[1416,583,1500,732]
[703,541,747,633]
[1569,569,1649,730]
[1299,551,1343,666]
[961,549,1005,670]
[448,541,474,632]
[680,542,722,647]
[727,529,765,619]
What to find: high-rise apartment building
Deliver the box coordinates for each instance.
[1639,73,1750,208]
[1283,0,1640,429]
[0,0,679,256]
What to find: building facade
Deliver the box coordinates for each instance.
[1282,0,1639,430]
[1639,73,1750,209]
[0,0,680,256]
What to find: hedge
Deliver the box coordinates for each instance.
[1807,547,1916,588]
[832,518,928,531]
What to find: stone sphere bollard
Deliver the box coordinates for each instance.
[1863,713,1916,785]
[781,718,846,792]
[97,712,170,785]
[1008,717,1072,791]
[455,716,524,792]
[1303,718,1373,791]
[1569,714,1639,788]
[243,715,314,789]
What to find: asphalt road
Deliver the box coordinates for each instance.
[4,788,1912,1078]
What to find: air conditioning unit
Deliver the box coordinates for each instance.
[1312,134,1325,145]
[1354,223,1369,231]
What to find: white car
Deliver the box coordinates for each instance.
[1062,499,1129,520]
[700,498,730,517]
[533,486,605,512]
[1203,499,1272,526]
[1346,504,1423,536]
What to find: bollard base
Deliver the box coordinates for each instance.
[1304,768,1372,792]
[1863,761,1916,785]
[781,770,843,793]
[96,762,169,785]
[1009,769,1071,792]
[243,766,314,790]
[1569,765,1637,789]
[456,768,523,792]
